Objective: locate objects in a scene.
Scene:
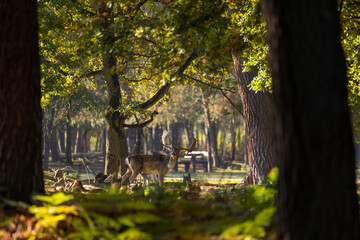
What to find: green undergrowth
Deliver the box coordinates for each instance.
[3,169,279,240]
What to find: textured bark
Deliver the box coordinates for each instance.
[0,0,44,202]
[232,52,277,184]
[264,0,360,239]
[103,50,128,177]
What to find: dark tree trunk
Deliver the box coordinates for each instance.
[153,125,163,152]
[95,130,100,152]
[127,128,137,154]
[170,122,182,146]
[232,53,277,184]
[0,0,44,202]
[50,130,60,162]
[264,0,360,239]
[183,119,194,147]
[43,126,50,171]
[65,122,73,166]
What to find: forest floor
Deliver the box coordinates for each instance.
[0,161,278,240]
[47,158,248,184]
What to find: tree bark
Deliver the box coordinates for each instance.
[232,52,277,184]
[264,0,360,239]
[0,0,44,202]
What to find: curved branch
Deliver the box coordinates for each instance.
[134,49,199,111]
[182,74,236,93]
[123,111,159,128]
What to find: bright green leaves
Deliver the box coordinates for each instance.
[340,0,360,136]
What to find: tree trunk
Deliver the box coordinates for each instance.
[153,125,163,152]
[210,121,220,167]
[75,127,83,153]
[59,129,65,153]
[264,0,360,239]
[230,116,236,162]
[102,128,106,172]
[43,127,50,171]
[0,0,44,202]
[202,92,215,170]
[127,128,137,154]
[65,122,73,166]
[232,52,277,184]
[170,122,182,146]
[103,49,128,177]
[50,129,60,162]
[71,126,78,153]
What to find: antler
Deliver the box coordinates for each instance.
[179,137,197,153]
[162,130,173,150]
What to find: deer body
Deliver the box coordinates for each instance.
[121,131,196,186]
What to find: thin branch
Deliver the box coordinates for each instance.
[123,111,159,128]
[140,37,157,46]
[130,0,149,20]
[70,0,96,17]
[220,89,244,117]
[182,74,236,93]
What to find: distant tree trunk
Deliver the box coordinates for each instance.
[83,129,90,152]
[183,119,194,147]
[102,128,106,172]
[59,129,65,153]
[153,125,163,152]
[0,0,44,202]
[134,128,142,155]
[127,128,137,154]
[71,126,78,153]
[232,52,277,184]
[201,92,219,168]
[65,122,73,166]
[170,122,182,146]
[210,121,220,166]
[50,129,60,162]
[230,116,236,162]
[43,127,50,171]
[76,127,83,153]
[264,0,360,239]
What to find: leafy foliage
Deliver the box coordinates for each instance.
[0,169,278,239]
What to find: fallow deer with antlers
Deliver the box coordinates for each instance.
[121,131,196,186]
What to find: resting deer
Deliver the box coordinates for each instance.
[121,131,196,186]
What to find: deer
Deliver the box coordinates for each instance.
[121,131,196,186]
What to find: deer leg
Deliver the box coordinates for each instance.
[129,169,140,184]
[121,169,132,186]
[158,173,165,187]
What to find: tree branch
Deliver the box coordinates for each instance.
[70,0,96,17]
[219,89,244,117]
[123,111,159,128]
[133,49,199,110]
[182,74,236,93]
